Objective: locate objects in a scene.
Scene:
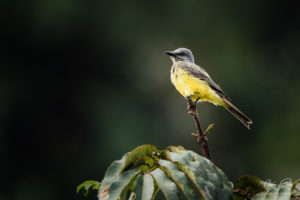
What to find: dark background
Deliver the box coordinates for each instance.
[1,0,300,199]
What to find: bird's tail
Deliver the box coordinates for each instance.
[222,98,252,129]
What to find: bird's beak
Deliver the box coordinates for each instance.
[165,51,176,57]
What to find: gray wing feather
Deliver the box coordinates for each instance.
[178,62,229,99]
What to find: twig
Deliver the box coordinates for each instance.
[187,97,211,160]
[204,124,214,137]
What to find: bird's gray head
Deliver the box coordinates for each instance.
[165,48,194,63]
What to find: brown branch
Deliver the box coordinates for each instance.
[187,97,211,160]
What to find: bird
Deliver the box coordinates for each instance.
[165,47,252,129]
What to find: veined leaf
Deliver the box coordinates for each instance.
[123,145,157,172]
[234,176,300,200]
[128,174,143,200]
[79,145,236,200]
[159,159,204,200]
[167,148,233,200]
[252,179,293,200]
[292,179,300,197]
[235,175,266,197]
[98,152,140,200]
[77,180,101,197]
[142,174,155,200]
[98,169,140,200]
[151,168,181,200]
[129,173,155,200]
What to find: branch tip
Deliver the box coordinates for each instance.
[191,133,198,138]
[203,124,215,137]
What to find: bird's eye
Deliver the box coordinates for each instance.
[178,52,185,56]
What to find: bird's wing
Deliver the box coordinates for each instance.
[178,62,229,99]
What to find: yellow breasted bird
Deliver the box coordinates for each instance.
[165,48,252,129]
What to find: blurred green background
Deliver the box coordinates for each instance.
[1,0,300,199]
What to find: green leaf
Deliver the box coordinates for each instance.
[154,155,160,161]
[151,168,181,200]
[78,145,237,200]
[277,179,293,199]
[76,180,101,197]
[252,179,293,200]
[234,177,300,200]
[98,153,140,200]
[129,173,155,200]
[159,159,204,200]
[153,189,166,200]
[128,174,140,191]
[138,165,150,172]
[142,174,155,200]
[98,169,140,200]
[102,152,129,179]
[292,179,300,196]
[159,150,171,160]
[145,156,155,166]
[166,146,185,154]
[167,148,233,200]
[235,175,266,197]
[173,161,204,196]
[128,174,143,200]
[123,145,158,171]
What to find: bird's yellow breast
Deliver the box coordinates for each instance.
[171,64,226,106]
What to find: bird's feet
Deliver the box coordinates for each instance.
[186,96,193,109]
[186,96,198,116]
[186,97,200,113]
